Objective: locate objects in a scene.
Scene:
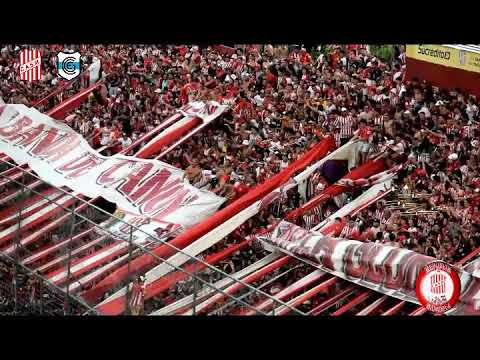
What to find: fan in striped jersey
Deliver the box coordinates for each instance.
[303,213,320,230]
[374,208,387,224]
[128,277,145,315]
[307,172,328,200]
[417,152,431,164]
[339,222,360,238]
[302,203,334,229]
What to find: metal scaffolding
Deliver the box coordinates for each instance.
[0,158,307,316]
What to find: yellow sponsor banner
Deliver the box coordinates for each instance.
[406,44,480,74]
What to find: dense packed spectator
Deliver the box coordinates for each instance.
[0,256,88,315]
[1,43,480,314]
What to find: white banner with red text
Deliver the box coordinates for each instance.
[259,221,480,315]
[0,104,225,234]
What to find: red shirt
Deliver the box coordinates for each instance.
[234,183,250,199]
[299,51,312,65]
[91,127,101,149]
[333,220,346,237]
[447,160,460,173]
[347,44,363,51]
[358,126,373,141]
[192,51,201,64]
[266,71,277,85]
[176,46,188,57]
[234,99,254,118]
[411,167,427,180]
[359,229,374,241]
[471,178,480,188]
[216,68,226,79]
[327,87,336,98]
[226,83,239,98]
[470,195,480,208]
[143,57,152,71]
[180,82,199,105]
[131,77,139,90]
[331,52,340,68]
[110,128,122,153]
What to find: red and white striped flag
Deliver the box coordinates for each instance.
[19,48,42,81]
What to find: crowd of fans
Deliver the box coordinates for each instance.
[0,256,88,315]
[1,43,480,315]
[320,76,480,262]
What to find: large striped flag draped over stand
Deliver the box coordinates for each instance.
[19,48,42,81]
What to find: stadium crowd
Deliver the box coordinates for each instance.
[0,256,88,315]
[1,43,480,314]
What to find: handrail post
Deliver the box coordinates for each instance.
[64,197,77,315]
[39,277,44,315]
[192,269,198,316]
[125,226,134,315]
[13,169,26,314]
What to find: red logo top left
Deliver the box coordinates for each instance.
[19,48,42,81]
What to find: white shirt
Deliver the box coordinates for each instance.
[253,94,264,106]
[269,141,283,152]
[120,137,132,149]
[79,121,90,135]
[373,94,387,102]
[419,106,431,118]
[327,104,336,114]
[466,104,478,121]
[100,128,111,146]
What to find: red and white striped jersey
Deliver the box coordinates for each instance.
[390,95,400,106]
[445,124,457,135]
[461,125,476,139]
[303,213,320,230]
[334,115,355,138]
[333,132,342,147]
[340,224,360,239]
[417,152,431,164]
[375,209,386,224]
[129,282,145,315]
[373,115,385,129]
[312,204,323,216]
[307,172,328,199]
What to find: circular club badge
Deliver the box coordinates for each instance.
[416,261,461,314]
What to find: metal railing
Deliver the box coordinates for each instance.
[32,68,94,113]
[0,158,307,316]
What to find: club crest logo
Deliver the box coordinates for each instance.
[416,260,461,314]
[19,48,42,81]
[57,51,81,81]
